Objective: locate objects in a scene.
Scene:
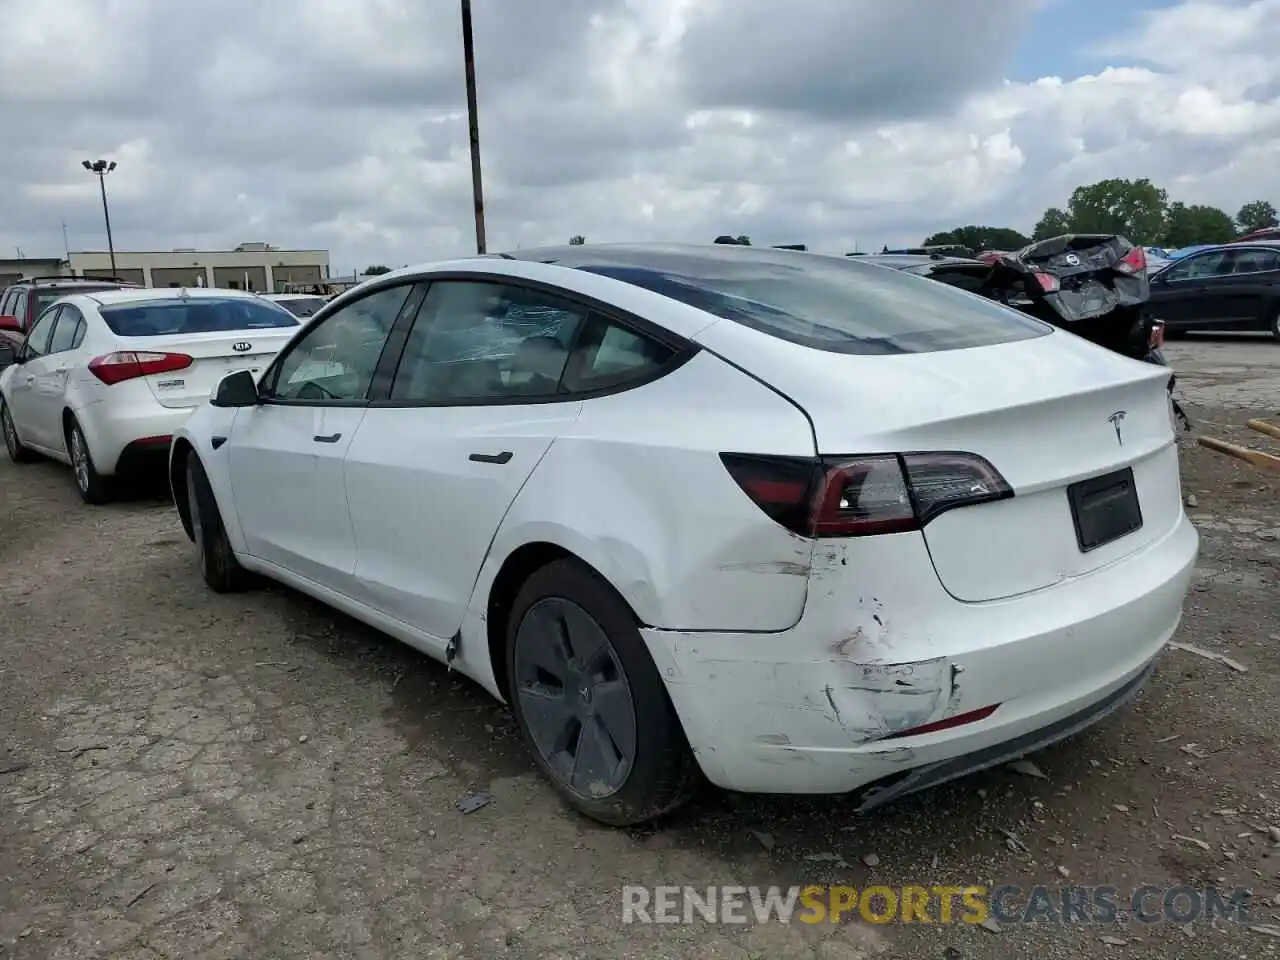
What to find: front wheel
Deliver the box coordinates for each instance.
[506,559,697,826]
[185,454,249,593]
[67,419,112,504]
[1,398,35,464]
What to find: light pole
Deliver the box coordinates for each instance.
[460,0,486,254]
[82,159,118,275]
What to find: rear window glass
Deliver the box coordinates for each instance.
[101,298,299,337]
[568,250,1049,355]
[34,286,119,314]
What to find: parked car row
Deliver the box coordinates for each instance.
[3,244,1200,827]
[0,286,300,502]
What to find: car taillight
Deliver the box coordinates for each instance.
[1115,245,1147,275]
[1148,320,1165,349]
[1032,271,1060,293]
[88,351,192,386]
[720,451,1012,538]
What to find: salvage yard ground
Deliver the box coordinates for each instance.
[1,337,1279,960]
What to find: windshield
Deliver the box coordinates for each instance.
[100,298,299,336]
[273,297,327,318]
[561,247,1049,355]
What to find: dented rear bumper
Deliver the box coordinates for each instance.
[640,515,1198,797]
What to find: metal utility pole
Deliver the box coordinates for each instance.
[460,0,487,254]
[82,160,118,274]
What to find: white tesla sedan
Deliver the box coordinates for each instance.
[261,293,329,320]
[170,244,1199,825]
[1,287,299,503]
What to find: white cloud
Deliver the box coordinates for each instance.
[0,0,1277,270]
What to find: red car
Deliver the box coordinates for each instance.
[1231,227,1280,244]
[0,277,136,364]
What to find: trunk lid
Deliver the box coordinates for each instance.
[694,320,1182,602]
[117,330,295,408]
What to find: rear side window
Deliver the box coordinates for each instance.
[1226,249,1280,274]
[47,307,84,353]
[10,290,28,327]
[576,252,1049,355]
[564,316,675,392]
[99,298,299,336]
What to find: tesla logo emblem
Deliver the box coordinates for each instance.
[1108,410,1127,445]
[232,341,252,352]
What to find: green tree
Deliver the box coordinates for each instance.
[735,235,752,246]
[1236,200,1278,234]
[363,265,391,275]
[568,235,586,245]
[1032,207,1072,240]
[923,225,1030,252]
[1162,202,1236,248]
[1064,177,1168,243]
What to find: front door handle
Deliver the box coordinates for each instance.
[469,451,513,464]
[313,433,342,444]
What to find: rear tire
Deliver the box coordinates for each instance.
[1,398,35,464]
[505,558,697,826]
[186,454,249,593]
[67,418,112,504]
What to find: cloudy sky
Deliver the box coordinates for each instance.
[2,0,1278,273]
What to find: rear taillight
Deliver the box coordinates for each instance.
[88,351,192,386]
[1032,271,1060,293]
[1115,245,1147,275]
[720,451,1012,538]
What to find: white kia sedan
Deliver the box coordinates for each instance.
[1,287,299,503]
[169,244,1199,825]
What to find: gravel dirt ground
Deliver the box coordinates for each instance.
[1,336,1279,960]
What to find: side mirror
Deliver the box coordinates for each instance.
[0,315,22,333]
[211,369,261,408]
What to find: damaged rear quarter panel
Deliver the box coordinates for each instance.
[472,350,818,632]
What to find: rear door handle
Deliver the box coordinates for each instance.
[313,433,342,444]
[469,451,513,464]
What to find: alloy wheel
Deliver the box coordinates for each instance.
[70,429,90,493]
[513,597,637,799]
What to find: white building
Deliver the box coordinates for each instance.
[66,242,330,292]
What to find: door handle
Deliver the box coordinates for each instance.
[313,433,342,443]
[469,451,513,464]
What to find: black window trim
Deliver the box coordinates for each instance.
[364,271,698,409]
[256,278,428,408]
